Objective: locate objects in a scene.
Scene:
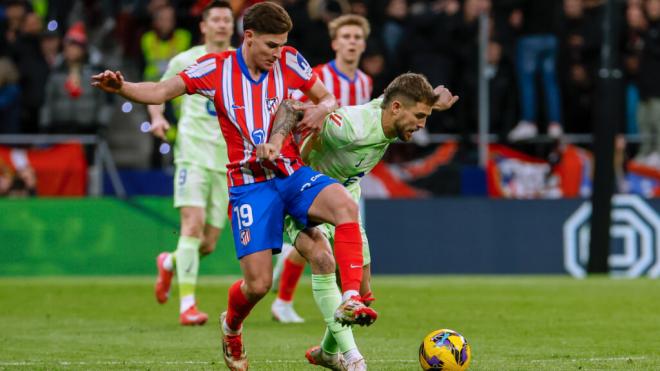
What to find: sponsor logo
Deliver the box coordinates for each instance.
[350,264,362,269]
[564,194,660,278]
[206,100,217,117]
[252,129,265,145]
[355,156,366,168]
[231,104,245,110]
[240,229,251,246]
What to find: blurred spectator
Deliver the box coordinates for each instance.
[39,22,113,134]
[10,10,50,133]
[1,0,29,51]
[634,0,660,166]
[0,57,20,134]
[40,29,61,68]
[559,0,604,134]
[140,4,191,82]
[508,0,564,141]
[624,0,645,135]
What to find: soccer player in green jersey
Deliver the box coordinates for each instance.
[148,1,234,326]
[258,73,458,369]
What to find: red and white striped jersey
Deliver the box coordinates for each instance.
[179,46,318,187]
[292,60,372,106]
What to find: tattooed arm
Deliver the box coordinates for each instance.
[256,99,305,161]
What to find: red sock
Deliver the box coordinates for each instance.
[334,222,363,293]
[225,280,257,331]
[278,258,305,302]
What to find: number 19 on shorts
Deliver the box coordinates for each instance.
[233,204,253,229]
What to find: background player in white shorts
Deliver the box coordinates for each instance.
[148,1,234,326]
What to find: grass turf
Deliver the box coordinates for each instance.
[1,276,659,370]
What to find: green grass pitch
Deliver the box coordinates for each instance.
[1,276,659,370]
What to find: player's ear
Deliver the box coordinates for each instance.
[391,100,402,115]
[244,30,254,46]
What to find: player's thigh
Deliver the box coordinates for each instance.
[229,181,285,259]
[205,169,229,230]
[275,166,349,227]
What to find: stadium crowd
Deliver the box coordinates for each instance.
[0,0,659,194]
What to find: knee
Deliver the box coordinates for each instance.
[244,278,272,299]
[180,215,204,238]
[309,248,335,274]
[334,196,359,222]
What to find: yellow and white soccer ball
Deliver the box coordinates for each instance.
[419,329,471,370]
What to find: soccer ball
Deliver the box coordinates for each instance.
[419,329,471,370]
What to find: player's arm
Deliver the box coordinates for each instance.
[147,104,170,141]
[297,79,337,134]
[256,99,307,161]
[433,85,459,111]
[91,70,186,105]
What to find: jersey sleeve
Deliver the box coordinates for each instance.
[289,65,323,102]
[282,46,317,92]
[177,54,219,101]
[319,111,354,148]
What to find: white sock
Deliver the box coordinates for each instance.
[180,295,195,313]
[342,290,360,302]
[343,348,362,363]
[163,253,174,271]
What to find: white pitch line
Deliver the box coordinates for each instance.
[0,359,417,366]
[531,356,647,363]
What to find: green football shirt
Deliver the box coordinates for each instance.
[302,98,396,194]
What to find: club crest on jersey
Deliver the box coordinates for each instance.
[240,229,251,246]
[266,97,279,115]
[252,129,265,144]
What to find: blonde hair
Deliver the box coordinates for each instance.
[328,14,370,40]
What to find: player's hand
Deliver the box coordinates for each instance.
[432,85,459,111]
[297,102,329,134]
[256,143,281,161]
[149,116,171,141]
[91,70,125,93]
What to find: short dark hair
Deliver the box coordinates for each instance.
[243,2,292,34]
[202,0,233,20]
[381,73,438,108]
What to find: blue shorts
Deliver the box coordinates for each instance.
[228,166,338,259]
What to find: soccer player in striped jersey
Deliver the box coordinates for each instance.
[92,3,375,370]
[271,14,373,325]
[258,73,459,370]
[147,1,234,326]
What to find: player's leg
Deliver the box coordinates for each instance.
[281,167,376,326]
[175,206,208,325]
[199,169,228,258]
[271,245,306,323]
[220,181,284,371]
[271,236,294,292]
[295,228,366,370]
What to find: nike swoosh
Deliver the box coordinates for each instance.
[350,264,362,269]
[185,261,194,273]
[355,159,364,167]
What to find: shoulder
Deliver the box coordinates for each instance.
[195,50,234,64]
[282,46,313,77]
[357,69,372,83]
